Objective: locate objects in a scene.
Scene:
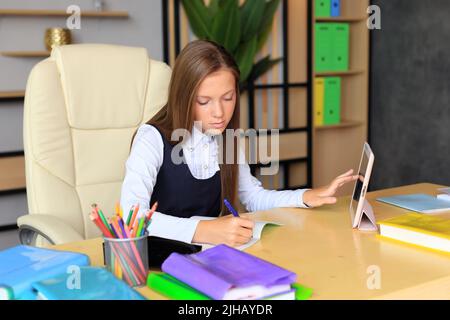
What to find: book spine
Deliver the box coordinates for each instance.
[314,78,325,126]
[324,77,341,125]
[315,23,333,71]
[330,0,340,17]
[315,0,331,17]
[331,23,349,71]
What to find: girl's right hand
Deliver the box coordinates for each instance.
[192,215,255,247]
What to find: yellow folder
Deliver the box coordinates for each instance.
[314,78,325,126]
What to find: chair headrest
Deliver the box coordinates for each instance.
[51,44,150,129]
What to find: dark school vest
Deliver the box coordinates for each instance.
[149,126,222,218]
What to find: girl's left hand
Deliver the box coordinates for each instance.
[302,169,359,208]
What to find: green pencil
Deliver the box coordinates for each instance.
[126,206,134,226]
[96,206,113,234]
[136,217,145,237]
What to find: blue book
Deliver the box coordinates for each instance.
[32,267,146,300]
[331,0,341,17]
[377,193,450,214]
[0,245,90,300]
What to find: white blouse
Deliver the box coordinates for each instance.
[120,124,310,243]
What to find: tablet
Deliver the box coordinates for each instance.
[349,142,377,231]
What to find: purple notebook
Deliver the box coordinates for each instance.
[161,244,296,300]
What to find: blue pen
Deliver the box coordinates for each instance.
[224,198,239,217]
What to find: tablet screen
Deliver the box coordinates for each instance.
[350,144,372,224]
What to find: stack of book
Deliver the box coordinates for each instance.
[147,244,313,300]
[0,245,90,300]
[378,213,450,254]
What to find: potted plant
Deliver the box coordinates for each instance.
[181,0,282,91]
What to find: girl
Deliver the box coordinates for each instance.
[120,40,358,247]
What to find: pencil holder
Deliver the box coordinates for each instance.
[104,234,149,287]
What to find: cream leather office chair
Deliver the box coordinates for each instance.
[17,44,171,247]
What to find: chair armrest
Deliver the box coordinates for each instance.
[17,214,84,246]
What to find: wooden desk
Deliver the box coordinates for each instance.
[52,183,450,299]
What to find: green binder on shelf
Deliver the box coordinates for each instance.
[315,23,333,72]
[331,23,350,71]
[324,77,341,125]
[315,0,331,17]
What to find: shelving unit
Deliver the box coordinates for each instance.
[312,0,370,196]
[0,7,133,230]
[315,69,364,77]
[315,16,366,22]
[315,119,363,130]
[0,7,130,204]
[0,9,129,18]
[1,51,50,58]
[0,156,26,193]
[0,90,25,99]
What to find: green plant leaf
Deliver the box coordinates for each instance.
[248,55,283,81]
[240,0,266,42]
[256,0,281,52]
[211,0,241,53]
[256,22,272,53]
[235,36,258,82]
[207,0,227,16]
[260,0,281,30]
[181,0,212,39]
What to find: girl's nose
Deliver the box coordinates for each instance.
[212,101,224,118]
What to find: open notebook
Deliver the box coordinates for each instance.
[189,216,282,250]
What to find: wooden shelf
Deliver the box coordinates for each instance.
[1,51,50,58]
[0,90,25,99]
[315,16,367,22]
[312,0,370,195]
[315,120,363,131]
[315,69,365,77]
[0,9,128,18]
[0,156,26,192]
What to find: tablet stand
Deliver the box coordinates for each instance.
[357,199,378,231]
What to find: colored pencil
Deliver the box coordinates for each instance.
[136,218,145,238]
[90,202,151,285]
[129,203,140,228]
[126,205,134,226]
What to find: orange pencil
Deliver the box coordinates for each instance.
[129,203,140,228]
[146,202,158,220]
[131,218,139,238]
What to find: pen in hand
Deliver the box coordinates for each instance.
[224,198,239,217]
